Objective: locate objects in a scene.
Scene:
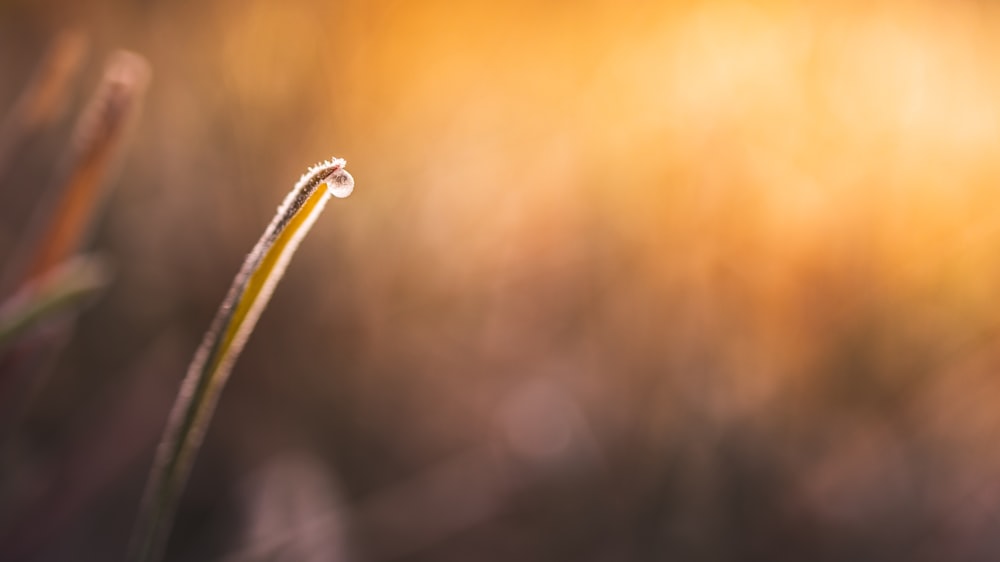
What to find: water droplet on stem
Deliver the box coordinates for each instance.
[325,168,354,198]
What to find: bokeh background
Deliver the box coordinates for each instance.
[4,0,1000,560]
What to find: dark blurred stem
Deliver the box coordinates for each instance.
[0,255,111,349]
[2,50,150,295]
[0,30,87,189]
[0,50,149,434]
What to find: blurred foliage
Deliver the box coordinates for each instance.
[0,254,110,349]
[4,0,1000,561]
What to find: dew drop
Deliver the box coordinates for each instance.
[325,168,354,198]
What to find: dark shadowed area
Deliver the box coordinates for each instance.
[4,0,1000,560]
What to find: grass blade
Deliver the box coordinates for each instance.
[0,254,111,439]
[128,158,355,562]
[20,50,149,285]
[0,49,149,416]
[0,254,111,350]
[4,50,150,293]
[0,30,88,186]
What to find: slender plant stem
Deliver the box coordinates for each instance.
[128,159,354,562]
[0,254,110,349]
[0,30,88,187]
[2,50,150,296]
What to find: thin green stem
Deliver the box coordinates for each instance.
[128,159,354,562]
[0,254,110,349]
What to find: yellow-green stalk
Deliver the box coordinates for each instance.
[128,159,354,562]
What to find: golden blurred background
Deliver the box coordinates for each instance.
[4,0,1000,560]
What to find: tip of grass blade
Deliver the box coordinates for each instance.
[129,157,353,562]
[21,30,90,129]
